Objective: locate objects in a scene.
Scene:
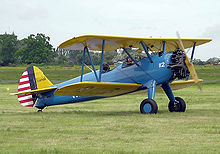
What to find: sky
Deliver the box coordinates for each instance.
[1,0,220,60]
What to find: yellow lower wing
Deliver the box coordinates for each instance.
[170,79,203,90]
[54,82,142,97]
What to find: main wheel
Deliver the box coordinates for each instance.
[168,97,186,112]
[140,99,158,114]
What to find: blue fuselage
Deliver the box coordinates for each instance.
[35,53,173,109]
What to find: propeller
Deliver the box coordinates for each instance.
[176,32,202,91]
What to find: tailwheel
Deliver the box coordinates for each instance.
[140,99,158,114]
[37,109,43,112]
[168,97,186,112]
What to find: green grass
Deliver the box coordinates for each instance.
[195,65,220,83]
[1,83,220,153]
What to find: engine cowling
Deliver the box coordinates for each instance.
[168,49,190,81]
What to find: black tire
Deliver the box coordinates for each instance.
[168,97,186,112]
[140,99,158,114]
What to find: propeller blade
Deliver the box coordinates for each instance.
[176,32,186,52]
[176,31,202,91]
[185,55,202,91]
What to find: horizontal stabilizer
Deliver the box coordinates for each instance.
[10,87,57,96]
[54,82,142,97]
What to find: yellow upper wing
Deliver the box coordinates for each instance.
[59,34,211,51]
[54,82,142,97]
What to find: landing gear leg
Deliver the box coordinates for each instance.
[162,82,186,112]
[140,80,158,114]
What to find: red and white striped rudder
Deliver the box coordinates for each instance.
[17,68,36,107]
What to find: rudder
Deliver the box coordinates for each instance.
[17,66,53,107]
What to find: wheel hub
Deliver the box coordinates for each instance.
[173,100,180,111]
[143,103,152,113]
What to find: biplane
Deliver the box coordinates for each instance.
[11,35,211,114]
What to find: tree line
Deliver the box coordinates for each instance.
[0,32,219,66]
[193,57,220,65]
[0,32,118,66]
[0,33,56,66]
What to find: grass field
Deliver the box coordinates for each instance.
[0,65,220,153]
[1,84,220,153]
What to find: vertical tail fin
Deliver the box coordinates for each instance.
[17,66,53,107]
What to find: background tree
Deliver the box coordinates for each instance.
[16,33,55,64]
[68,50,100,65]
[193,58,205,65]
[103,51,118,65]
[0,33,18,66]
[206,57,220,64]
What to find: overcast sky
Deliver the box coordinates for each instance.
[1,0,220,60]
